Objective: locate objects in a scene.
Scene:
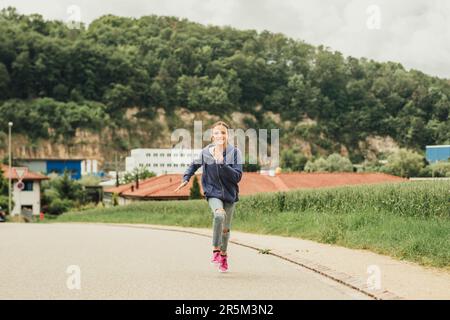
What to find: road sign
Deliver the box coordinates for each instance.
[16,181,24,191]
[13,167,28,193]
[13,167,28,182]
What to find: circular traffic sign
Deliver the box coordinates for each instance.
[17,181,24,191]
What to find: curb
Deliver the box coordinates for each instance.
[84,222,404,300]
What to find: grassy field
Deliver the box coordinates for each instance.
[52,180,450,269]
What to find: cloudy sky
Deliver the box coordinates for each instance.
[1,0,449,79]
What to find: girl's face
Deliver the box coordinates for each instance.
[212,125,228,146]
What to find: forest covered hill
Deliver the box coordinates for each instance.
[0,7,449,168]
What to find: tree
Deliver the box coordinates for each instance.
[52,170,85,202]
[103,83,134,117]
[0,168,14,214]
[112,192,119,206]
[0,168,8,196]
[41,170,91,214]
[1,8,450,166]
[285,74,320,120]
[0,62,10,99]
[189,175,202,199]
[52,84,69,101]
[11,50,33,98]
[122,167,155,184]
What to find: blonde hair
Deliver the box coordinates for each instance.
[210,121,230,143]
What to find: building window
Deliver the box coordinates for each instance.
[167,163,172,167]
[153,153,158,157]
[23,181,33,191]
[181,163,185,167]
[180,153,184,157]
[174,164,178,167]
[166,153,171,157]
[160,153,165,157]
[160,163,165,167]
[153,163,158,167]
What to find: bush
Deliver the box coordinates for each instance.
[304,157,328,172]
[77,202,98,211]
[47,198,74,215]
[428,161,450,177]
[418,165,433,177]
[304,153,353,172]
[360,159,385,173]
[243,153,261,172]
[383,148,424,178]
[0,195,9,213]
[42,187,59,202]
[79,175,102,186]
[326,153,353,172]
[280,148,308,172]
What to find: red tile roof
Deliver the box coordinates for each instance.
[105,172,406,200]
[1,164,49,181]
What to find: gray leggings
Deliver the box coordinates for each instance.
[207,197,236,252]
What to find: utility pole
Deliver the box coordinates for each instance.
[115,153,120,187]
[8,122,12,216]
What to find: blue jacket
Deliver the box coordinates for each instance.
[183,143,243,203]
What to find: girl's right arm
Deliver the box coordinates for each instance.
[175,151,203,192]
[182,150,203,183]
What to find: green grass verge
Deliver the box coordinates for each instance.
[52,180,450,269]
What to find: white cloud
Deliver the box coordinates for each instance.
[1,0,449,78]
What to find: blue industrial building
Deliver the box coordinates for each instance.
[46,160,82,179]
[16,159,84,180]
[425,145,450,164]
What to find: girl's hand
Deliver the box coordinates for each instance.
[174,180,188,193]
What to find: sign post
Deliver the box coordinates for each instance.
[13,167,28,217]
[8,122,12,216]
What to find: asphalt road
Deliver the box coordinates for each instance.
[0,223,370,300]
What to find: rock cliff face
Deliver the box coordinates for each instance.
[0,108,399,171]
[0,130,108,167]
[0,108,222,170]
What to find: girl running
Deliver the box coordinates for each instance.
[174,121,243,272]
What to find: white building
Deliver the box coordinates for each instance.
[1,165,49,216]
[81,159,99,175]
[125,147,203,176]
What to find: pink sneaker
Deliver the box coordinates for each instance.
[211,251,221,265]
[219,254,228,272]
